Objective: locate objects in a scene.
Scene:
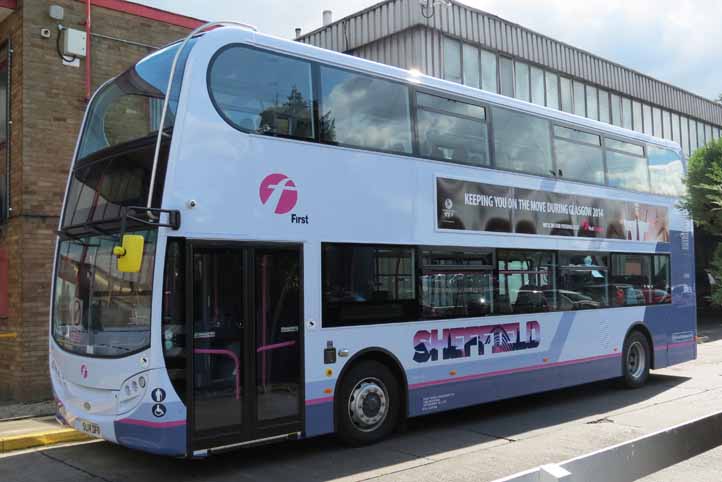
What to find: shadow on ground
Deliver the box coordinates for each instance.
[0,373,690,482]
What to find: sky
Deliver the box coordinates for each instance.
[134,0,721,101]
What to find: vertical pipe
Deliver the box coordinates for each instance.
[85,0,92,101]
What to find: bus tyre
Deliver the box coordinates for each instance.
[336,360,400,446]
[622,331,651,388]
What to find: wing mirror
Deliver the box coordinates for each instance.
[113,234,145,273]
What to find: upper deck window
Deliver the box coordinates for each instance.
[552,126,604,184]
[605,138,649,192]
[492,107,553,177]
[208,46,315,140]
[648,146,685,196]
[416,92,489,167]
[319,66,412,154]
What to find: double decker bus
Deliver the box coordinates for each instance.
[50,24,696,457]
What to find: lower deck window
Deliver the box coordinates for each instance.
[321,244,672,327]
[322,244,417,326]
[420,249,494,319]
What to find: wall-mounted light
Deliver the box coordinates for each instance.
[49,5,65,21]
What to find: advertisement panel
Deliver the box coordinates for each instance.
[437,177,669,242]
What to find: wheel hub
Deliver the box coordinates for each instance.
[627,341,646,380]
[348,378,388,432]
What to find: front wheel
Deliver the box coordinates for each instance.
[336,360,400,446]
[622,331,651,388]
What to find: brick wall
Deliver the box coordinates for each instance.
[0,0,192,401]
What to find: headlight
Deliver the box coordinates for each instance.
[118,372,149,414]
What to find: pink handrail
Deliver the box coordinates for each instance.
[193,348,240,400]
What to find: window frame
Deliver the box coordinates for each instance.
[551,123,606,184]
[321,242,420,327]
[317,62,414,156]
[413,88,491,168]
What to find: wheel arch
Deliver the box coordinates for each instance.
[333,347,409,430]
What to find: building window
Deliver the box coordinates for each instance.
[499,57,514,97]
[632,101,643,133]
[663,111,672,140]
[652,107,662,138]
[545,72,559,110]
[322,244,417,327]
[208,46,315,140]
[531,66,545,106]
[480,49,498,93]
[697,121,705,147]
[553,126,604,184]
[610,94,622,126]
[586,86,598,120]
[557,253,609,309]
[462,44,480,88]
[605,138,649,192]
[420,249,494,319]
[681,116,690,157]
[671,113,680,143]
[492,107,553,177]
[648,145,685,197]
[598,89,610,123]
[642,104,653,136]
[560,77,573,113]
[705,124,713,146]
[415,92,490,167]
[689,119,698,152]
[443,37,462,83]
[515,61,530,102]
[497,250,556,314]
[319,65,412,154]
[573,81,585,116]
[622,98,632,130]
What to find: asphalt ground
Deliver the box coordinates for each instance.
[2,317,722,482]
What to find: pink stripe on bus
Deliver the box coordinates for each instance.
[117,418,186,428]
[667,340,696,349]
[305,396,334,406]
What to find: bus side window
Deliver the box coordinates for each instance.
[208,46,315,140]
[492,107,553,177]
[415,92,490,168]
[318,66,413,155]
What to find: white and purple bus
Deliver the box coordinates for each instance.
[50,24,696,457]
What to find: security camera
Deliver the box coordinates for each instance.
[40,28,51,39]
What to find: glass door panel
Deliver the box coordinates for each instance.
[192,248,244,433]
[255,249,301,423]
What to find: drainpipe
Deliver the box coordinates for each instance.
[85,0,92,101]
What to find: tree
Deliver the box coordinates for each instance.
[717,93,722,104]
[681,137,722,303]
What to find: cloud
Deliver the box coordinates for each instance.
[133,0,721,99]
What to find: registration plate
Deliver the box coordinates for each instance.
[79,420,101,437]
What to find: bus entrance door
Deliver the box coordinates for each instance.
[189,243,303,452]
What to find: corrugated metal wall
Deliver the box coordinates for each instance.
[298,0,722,127]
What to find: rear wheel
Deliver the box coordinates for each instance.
[622,331,651,388]
[336,360,400,446]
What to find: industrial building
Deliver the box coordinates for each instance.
[0,0,201,401]
[298,0,722,157]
